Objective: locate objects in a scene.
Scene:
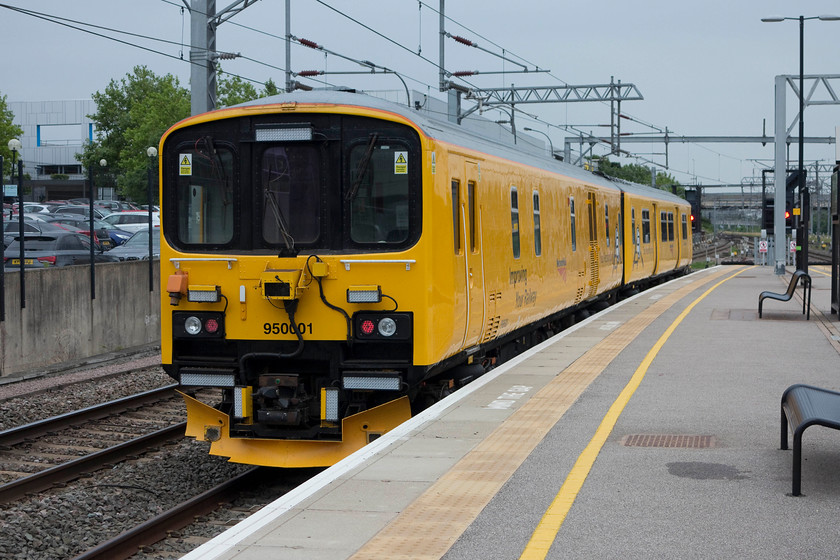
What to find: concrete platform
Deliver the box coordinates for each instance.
[182,265,840,560]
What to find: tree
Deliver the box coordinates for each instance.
[79,66,190,203]
[217,71,280,107]
[595,156,684,196]
[0,93,24,181]
[82,66,279,202]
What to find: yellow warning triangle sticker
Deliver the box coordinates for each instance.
[395,154,406,164]
[181,156,191,166]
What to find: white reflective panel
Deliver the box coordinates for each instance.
[181,373,235,387]
[343,376,401,391]
[234,388,245,418]
[324,388,339,422]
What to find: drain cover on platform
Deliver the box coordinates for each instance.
[621,434,716,448]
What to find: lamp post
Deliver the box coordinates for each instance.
[88,158,106,300]
[8,139,24,309]
[762,14,840,272]
[523,127,556,159]
[146,146,157,292]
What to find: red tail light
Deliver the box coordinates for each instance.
[37,256,56,265]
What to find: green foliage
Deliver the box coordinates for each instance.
[82,67,279,203]
[594,156,685,197]
[50,174,69,180]
[0,93,24,180]
[217,71,281,107]
[79,65,190,203]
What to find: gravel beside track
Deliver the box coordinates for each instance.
[0,345,254,559]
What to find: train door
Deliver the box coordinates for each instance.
[651,202,659,274]
[586,192,600,298]
[463,162,484,348]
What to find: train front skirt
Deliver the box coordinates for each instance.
[178,391,412,467]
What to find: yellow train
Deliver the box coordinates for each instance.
[158,91,692,467]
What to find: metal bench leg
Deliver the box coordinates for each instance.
[792,429,803,496]
[781,407,789,450]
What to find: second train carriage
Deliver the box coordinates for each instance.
[159,90,691,467]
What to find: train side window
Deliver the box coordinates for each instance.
[660,211,668,242]
[681,213,688,240]
[641,209,650,243]
[511,187,520,259]
[668,212,675,241]
[533,190,542,256]
[468,181,477,252]
[570,196,577,251]
[616,211,621,250]
[605,204,610,248]
[452,179,461,254]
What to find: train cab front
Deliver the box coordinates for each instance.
[165,261,417,467]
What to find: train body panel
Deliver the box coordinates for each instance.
[158,91,690,467]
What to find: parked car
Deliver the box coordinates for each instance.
[4,231,119,269]
[102,211,160,233]
[3,219,70,248]
[107,229,160,261]
[52,205,107,219]
[40,215,132,249]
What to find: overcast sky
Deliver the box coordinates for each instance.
[3,0,840,188]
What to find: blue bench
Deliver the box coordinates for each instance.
[780,384,840,496]
[759,269,811,320]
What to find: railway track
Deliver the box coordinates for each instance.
[0,385,184,504]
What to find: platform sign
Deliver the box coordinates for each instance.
[4,185,17,197]
[759,239,768,253]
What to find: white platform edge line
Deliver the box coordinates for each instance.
[180,269,712,560]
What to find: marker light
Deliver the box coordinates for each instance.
[188,285,221,303]
[204,318,219,334]
[360,319,376,335]
[347,285,382,303]
[256,124,313,142]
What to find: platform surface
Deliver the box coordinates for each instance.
[182,265,840,560]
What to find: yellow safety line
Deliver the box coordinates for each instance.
[519,266,754,560]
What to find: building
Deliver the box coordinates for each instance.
[8,100,114,202]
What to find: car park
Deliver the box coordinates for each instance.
[102,211,160,233]
[107,229,160,261]
[4,231,119,269]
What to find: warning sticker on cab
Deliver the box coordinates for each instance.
[179,154,192,176]
[394,151,408,174]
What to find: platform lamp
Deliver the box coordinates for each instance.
[146,146,157,292]
[8,138,24,309]
[761,14,840,273]
[88,158,107,300]
[523,127,556,159]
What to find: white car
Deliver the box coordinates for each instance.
[102,211,160,233]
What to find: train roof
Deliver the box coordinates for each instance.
[234,90,687,206]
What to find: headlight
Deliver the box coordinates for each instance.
[377,317,397,337]
[184,316,202,335]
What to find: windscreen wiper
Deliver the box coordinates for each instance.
[345,133,378,201]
